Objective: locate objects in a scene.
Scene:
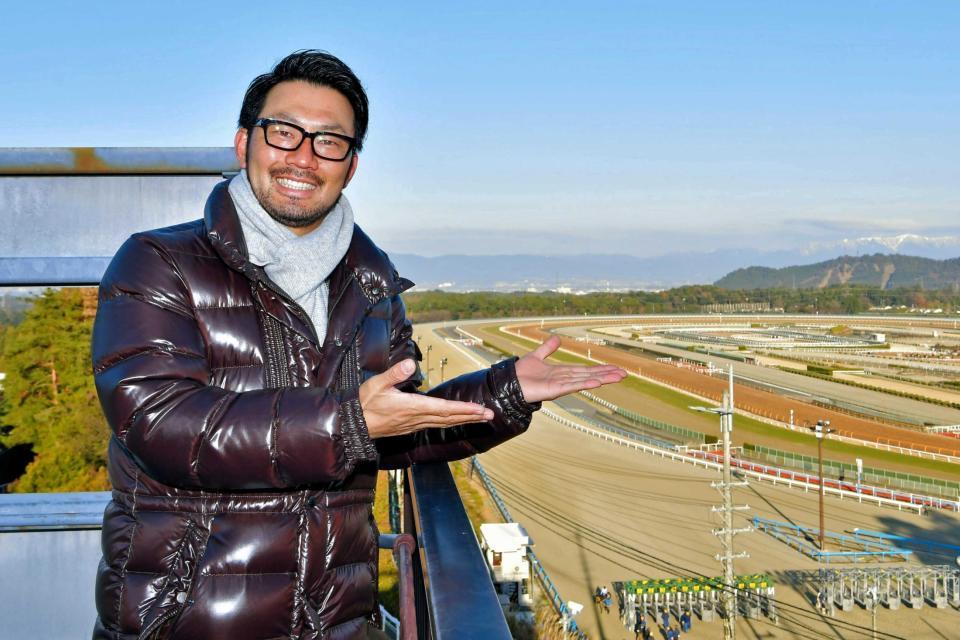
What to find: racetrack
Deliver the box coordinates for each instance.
[507,323,960,459]
[419,322,960,640]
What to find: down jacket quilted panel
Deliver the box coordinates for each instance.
[91,182,536,639]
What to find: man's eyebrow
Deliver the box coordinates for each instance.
[270,112,348,133]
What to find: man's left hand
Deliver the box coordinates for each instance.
[514,335,627,403]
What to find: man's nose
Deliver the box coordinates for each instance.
[286,138,318,168]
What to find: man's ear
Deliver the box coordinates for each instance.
[343,152,359,188]
[234,128,249,169]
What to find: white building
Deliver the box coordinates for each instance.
[479,522,535,612]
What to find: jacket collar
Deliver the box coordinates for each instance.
[203,179,413,302]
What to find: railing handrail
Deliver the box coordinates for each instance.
[405,462,512,639]
[0,490,110,531]
[0,147,238,176]
[1,467,511,640]
[540,407,940,514]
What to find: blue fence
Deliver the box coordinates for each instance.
[470,458,589,640]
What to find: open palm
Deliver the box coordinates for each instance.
[514,335,626,403]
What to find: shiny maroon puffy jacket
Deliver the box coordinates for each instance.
[91,183,536,640]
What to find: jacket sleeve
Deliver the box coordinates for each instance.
[92,235,356,490]
[375,293,540,469]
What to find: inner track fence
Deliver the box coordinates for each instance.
[743,443,960,499]
[469,457,588,640]
[539,406,957,514]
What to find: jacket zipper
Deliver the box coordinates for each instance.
[253,272,321,345]
[138,606,184,640]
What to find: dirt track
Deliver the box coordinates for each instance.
[417,323,960,640]
[510,324,960,458]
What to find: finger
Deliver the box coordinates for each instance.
[553,364,622,374]
[372,359,417,391]
[531,335,561,361]
[558,372,627,392]
[407,394,494,421]
[554,370,627,383]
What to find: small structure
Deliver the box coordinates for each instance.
[479,523,535,614]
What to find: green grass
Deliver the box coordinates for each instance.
[373,472,399,615]
[479,326,595,365]
[477,323,960,478]
[450,459,500,532]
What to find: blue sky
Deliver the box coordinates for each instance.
[2,1,957,257]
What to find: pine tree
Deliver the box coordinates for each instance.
[0,288,108,492]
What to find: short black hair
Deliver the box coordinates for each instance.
[239,50,370,152]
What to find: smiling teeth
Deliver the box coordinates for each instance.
[277,178,315,191]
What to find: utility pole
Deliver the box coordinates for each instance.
[439,357,448,382]
[814,419,832,552]
[694,366,751,640]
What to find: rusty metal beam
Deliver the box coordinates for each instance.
[0,147,238,176]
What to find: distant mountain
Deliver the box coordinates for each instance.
[391,251,771,292]
[715,254,960,290]
[799,234,960,261]
[387,233,960,292]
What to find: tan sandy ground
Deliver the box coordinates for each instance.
[417,323,960,640]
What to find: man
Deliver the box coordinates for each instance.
[91,50,624,640]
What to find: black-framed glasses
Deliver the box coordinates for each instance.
[252,118,356,161]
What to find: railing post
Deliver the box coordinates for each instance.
[402,470,431,640]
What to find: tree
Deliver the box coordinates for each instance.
[0,288,108,492]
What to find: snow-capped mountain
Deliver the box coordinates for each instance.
[801,234,960,260]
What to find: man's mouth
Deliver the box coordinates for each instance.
[275,177,317,191]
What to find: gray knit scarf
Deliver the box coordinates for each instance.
[229,169,354,343]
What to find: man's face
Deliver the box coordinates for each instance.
[235,80,359,235]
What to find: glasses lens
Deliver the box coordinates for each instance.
[313,134,351,160]
[263,122,303,150]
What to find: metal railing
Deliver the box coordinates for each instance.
[743,443,960,498]
[0,464,511,639]
[540,405,952,514]
[403,463,512,639]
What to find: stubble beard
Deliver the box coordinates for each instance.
[253,169,340,229]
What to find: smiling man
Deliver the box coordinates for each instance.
[91,50,625,640]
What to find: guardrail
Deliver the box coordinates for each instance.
[470,458,588,640]
[743,443,960,499]
[580,390,708,444]
[402,463,513,639]
[539,407,936,514]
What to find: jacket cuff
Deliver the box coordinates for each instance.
[490,357,541,421]
[339,387,378,464]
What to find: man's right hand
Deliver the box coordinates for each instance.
[359,359,495,439]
